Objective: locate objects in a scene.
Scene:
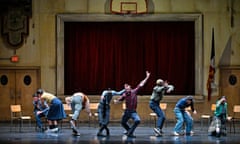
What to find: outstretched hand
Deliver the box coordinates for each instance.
[146,71,150,77]
[113,99,119,104]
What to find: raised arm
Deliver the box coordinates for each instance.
[139,71,150,87]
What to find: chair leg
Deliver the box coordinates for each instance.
[233,119,235,133]
[200,118,202,130]
[154,117,156,128]
[20,119,22,132]
[229,120,232,133]
[10,120,12,132]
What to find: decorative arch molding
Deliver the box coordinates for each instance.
[56,14,203,98]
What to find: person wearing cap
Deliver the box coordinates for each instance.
[37,89,66,133]
[97,88,125,137]
[114,71,150,138]
[65,92,91,136]
[173,96,197,136]
[33,93,49,132]
[149,79,174,136]
[208,96,229,137]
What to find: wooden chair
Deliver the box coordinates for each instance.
[231,105,240,133]
[200,104,216,129]
[89,103,99,127]
[149,103,167,128]
[10,104,31,132]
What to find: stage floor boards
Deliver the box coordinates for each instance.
[0,122,239,144]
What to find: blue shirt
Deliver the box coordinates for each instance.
[33,99,49,115]
[175,97,195,112]
[100,89,125,105]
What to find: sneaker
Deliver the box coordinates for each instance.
[72,128,78,134]
[72,132,81,136]
[123,130,128,135]
[70,120,78,133]
[44,128,51,133]
[173,131,180,136]
[51,128,59,133]
[97,132,105,137]
[186,131,194,136]
[155,133,162,137]
[127,134,136,138]
[154,128,162,136]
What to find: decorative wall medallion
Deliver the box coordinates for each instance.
[2,7,29,47]
[229,74,237,85]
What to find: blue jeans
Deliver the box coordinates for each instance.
[149,100,165,129]
[34,111,47,128]
[174,107,193,133]
[98,104,110,125]
[71,96,82,120]
[121,110,140,135]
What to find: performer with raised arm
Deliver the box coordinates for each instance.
[149,79,174,136]
[114,71,150,138]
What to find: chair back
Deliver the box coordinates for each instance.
[89,103,99,115]
[233,105,240,117]
[11,105,21,112]
[10,105,22,118]
[233,105,240,113]
[160,103,167,110]
[89,103,99,110]
[211,104,216,111]
[63,104,72,111]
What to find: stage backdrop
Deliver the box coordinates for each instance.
[64,22,195,95]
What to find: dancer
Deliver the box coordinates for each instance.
[114,71,150,138]
[65,92,91,136]
[208,96,230,137]
[97,88,125,137]
[149,79,174,136]
[37,89,66,133]
[33,93,49,132]
[173,96,197,136]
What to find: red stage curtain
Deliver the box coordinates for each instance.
[64,22,195,95]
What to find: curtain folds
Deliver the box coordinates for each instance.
[64,22,195,95]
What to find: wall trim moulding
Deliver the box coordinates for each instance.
[56,13,203,98]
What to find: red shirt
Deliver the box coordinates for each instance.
[118,85,141,111]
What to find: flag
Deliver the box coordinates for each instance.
[207,28,215,101]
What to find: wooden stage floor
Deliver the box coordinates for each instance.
[0,122,239,144]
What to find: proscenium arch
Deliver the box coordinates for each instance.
[56,14,203,98]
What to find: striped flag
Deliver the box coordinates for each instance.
[207,28,215,101]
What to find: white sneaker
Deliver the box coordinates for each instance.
[173,131,180,136]
[44,128,51,133]
[51,128,59,133]
[154,128,162,136]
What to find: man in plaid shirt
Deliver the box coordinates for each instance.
[114,71,150,138]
